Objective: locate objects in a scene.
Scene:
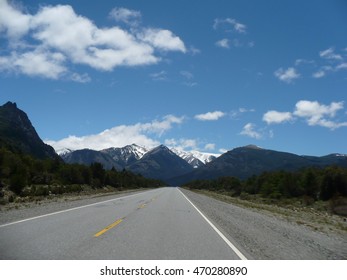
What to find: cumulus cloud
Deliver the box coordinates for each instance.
[240,123,262,139]
[194,111,226,121]
[293,100,347,129]
[0,0,31,39]
[46,115,184,151]
[139,28,186,52]
[0,1,186,81]
[274,67,300,83]
[0,48,67,79]
[263,110,293,124]
[264,100,347,130]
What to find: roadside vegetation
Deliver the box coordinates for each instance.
[0,147,164,205]
[183,166,347,218]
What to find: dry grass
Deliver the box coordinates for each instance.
[0,186,146,212]
[188,188,347,235]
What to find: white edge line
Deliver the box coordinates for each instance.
[0,189,155,228]
[178,188,248,260]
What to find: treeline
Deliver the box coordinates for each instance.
[0,147,164,197]
[183,166,347,201]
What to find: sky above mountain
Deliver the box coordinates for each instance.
[1,0,346,156]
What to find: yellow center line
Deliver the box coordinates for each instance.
[94,218,123,237]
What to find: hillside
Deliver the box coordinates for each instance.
[170,145,347,185]
[0,102,59,160]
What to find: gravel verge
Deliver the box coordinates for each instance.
[180,188,347,260]
[0,189,150,226]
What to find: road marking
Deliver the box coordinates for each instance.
[178,188,248,260]
[0,190,156,228]
[94,218,123,237]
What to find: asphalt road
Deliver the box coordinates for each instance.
[0,187,246,260]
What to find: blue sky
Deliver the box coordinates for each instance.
[1,0,346,156]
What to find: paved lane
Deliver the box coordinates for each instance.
[0,187,245,259]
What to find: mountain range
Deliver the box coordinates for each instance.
[59,143,347,185]
[1,101,347,185]
[170,145,347,185]
[59,144,209,182]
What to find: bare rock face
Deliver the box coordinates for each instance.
[0,101,59,160]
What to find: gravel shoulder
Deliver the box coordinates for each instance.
[0,189,150,226]
[180,188,347,260]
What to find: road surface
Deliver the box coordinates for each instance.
[1,187,345,259]
[0,187,246,259]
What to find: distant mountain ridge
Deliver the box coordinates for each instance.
[170,145,347,185]
[61,148,123,170]
[126,145,194,181]
[60,144,198,182]
[59,144,347,185]
[59,143,218,169]
[101,144,148,167]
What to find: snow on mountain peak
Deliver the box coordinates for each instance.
[171,148,220,168]
[55,143,220,169]
[56,148,74,156]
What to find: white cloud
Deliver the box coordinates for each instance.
[312,70,326,78]
[336,62,347,70]
[180,70,193,80]
[215,38,230,49]
[150,70,168,81]
[319,47,343,60]
[46,115,184,151]
[230,107,255,119]
[0,1,186,81]
[139,28,186,52]
[0,48,67,79]
[165,138,198,150]
[239,107,255,113]
[69,72,91,83]
[263,111,293,124]
[293,100,347,129]
[109,7,141,26]
[240,123,262,139]
[274,67,300,83]
[180,70,197,86]
[213,18,247,33]
[219,148,228,154]
[0,0,31,39]
[189,46,201,55]
[295,59,314,66]
[204,143,216,151]
[194,111,226,121]
[264,100,347,130]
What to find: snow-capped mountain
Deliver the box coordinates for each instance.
[127,145,194,181]
[171,148,220,168]
[56,144,220,169]
[101,144,148,167]
[56,148,74,156]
